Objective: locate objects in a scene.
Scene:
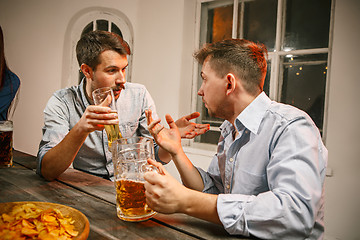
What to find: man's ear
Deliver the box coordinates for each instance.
[80,64,93,79]
[226,73,236,95]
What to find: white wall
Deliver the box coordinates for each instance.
[323,0,360,239]
[1,0,359,239]
[133,0,184,121]
[0,0,141,155]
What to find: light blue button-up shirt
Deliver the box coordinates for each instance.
[197,92,327,239]
[37,79,159,181]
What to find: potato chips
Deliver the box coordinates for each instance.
[0,203,79,240]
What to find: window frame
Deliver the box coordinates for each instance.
[190,0,334,149]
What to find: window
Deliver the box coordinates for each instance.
[193,0,332,146]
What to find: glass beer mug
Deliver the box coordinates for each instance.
[0,120,13,168]
[111,137,157,222]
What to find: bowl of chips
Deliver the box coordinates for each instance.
[0,201,90,240]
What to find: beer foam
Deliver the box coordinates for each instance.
[0,121,13,131]
[0,126,12,132]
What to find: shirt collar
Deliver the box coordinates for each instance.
[235,92,272,135]
[79,78,92,108]
[219,120,233,138]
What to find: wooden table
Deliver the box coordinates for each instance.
[0,150,249,240]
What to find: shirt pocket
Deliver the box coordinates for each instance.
[119,121,138,138]
[232,169,268,195]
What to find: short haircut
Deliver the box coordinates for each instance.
[194,39,268,95]
[76,30,131,70]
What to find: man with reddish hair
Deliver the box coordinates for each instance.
[145,39,327,239]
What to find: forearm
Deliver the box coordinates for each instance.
[41,124,88,181]
[171,150,204,191]
[157,147,172,164]
[181,188,221,225]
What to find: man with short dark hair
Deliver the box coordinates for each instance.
[37,30,209,181]
[144,39,328,239]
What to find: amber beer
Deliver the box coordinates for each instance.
[112,137,156,221]
[115,179,155,221]
[0,121,13,168]
[92,87,122,147]
[104,124,121,148]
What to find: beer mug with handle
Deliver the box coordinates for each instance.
[111,137,157,222]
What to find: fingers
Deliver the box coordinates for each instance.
[144,171,159,185]
[148,118,164,135]
[145,109,153,125]
[181,123,209,139]
[165,114,177,130]
[86,106,118,120]
[183,132,197,139]
[147,158,161,168]
[196,123,210,130]
[91,105,113,114]
[184,112,200,121]
[146,109,165,136]
[144,160,167,185]
[194,124,210,136]
[98,94,113,107]
[146,158,166,175]
[82,106,119,132]
[146,109,164,134]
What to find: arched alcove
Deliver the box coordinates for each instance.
[62,7,134,88]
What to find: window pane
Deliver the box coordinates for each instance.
[81,22,93,37]
[195,90,223,144]
[196,1,233,144]
[79,22,94,83]
[96,19,109,31]
[204,2,233,43]
[197,129,221,145]
[240,0,277,51]
[263,61,271,95]
[280,54,328,132]
[282,0,331,50]
[111,23,123,38]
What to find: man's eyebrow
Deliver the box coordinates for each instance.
[105,64,128,70]
[105,65,119,69]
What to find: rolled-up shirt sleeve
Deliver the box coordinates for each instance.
[36,94,70,176]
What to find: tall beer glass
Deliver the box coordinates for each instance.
[111,137,157,222]
[92,87,122,148]
[0,120,13,168]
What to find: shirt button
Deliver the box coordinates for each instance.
[226,185,230,189]
[229,158,234,162]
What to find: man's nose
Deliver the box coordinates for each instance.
[116,72,126,84]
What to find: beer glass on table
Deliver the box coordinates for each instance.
[111,137,157,222]
[0,120,13,168]
[92,87,122,148]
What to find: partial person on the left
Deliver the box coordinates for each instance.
[0,25,20,121]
